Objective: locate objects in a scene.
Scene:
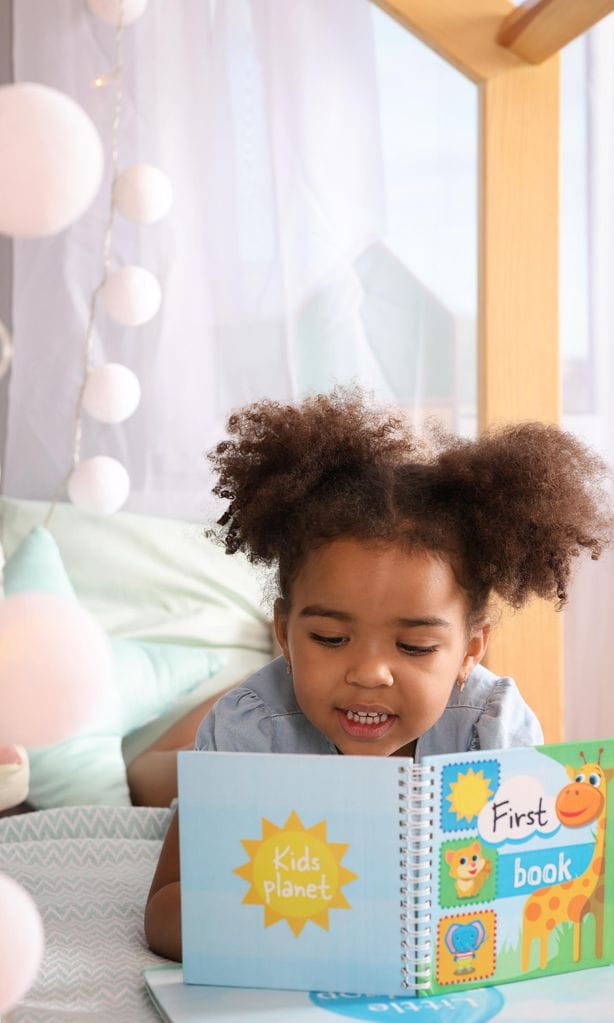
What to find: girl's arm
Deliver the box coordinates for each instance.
[144,811,182,960]
[128,688,235,806]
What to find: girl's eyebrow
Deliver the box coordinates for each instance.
[298,606,353,622]
[298,606,451,629]
[392,616,451,629]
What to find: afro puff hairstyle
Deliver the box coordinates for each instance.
[209,388,612,623]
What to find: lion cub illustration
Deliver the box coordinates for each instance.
[445,841,492,899]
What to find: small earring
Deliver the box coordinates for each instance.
[456,674,467,692]
[285,660,292,676]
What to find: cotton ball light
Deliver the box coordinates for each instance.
[82,363,141,424]
[87,0,148,25]
[0,874,44,1013]
[0,593,113,747]
[114,163,173,224]
[68,455,130,515]
[0,82,103,238]
[101,266,161,326]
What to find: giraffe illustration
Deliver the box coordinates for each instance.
[521,748,614,972]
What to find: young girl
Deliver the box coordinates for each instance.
[144,388,611,961]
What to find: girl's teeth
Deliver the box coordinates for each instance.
[346,710,389,724]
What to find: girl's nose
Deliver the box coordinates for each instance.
[345,659,394,688]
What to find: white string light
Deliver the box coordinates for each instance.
[114,162,173,223]
[0,83,104,238]
[0,12,133,1012]
[72,15,124,468]
[61,0,171,518]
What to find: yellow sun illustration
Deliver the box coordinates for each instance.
[446,768,494,822]
[234,811,358,937]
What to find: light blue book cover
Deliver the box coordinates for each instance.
[178,751,414,995]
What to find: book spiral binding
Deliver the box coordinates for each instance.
[398,762,435,993]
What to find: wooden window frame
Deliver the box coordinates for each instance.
[369,0,612,740]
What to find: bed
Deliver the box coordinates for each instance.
[0,804,173,1021]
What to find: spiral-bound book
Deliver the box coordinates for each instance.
[178,740,614,997]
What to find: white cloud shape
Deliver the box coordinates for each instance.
[477,774,559,846]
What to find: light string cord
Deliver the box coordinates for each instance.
[44,0,125,529]
[74,3,125,467]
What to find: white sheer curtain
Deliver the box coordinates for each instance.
[562,19,614,739]
[3,0,478,519]
[3,0,384,520]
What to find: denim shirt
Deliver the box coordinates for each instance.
[195,656,543,760]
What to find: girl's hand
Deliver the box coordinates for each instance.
[144,811,182,961]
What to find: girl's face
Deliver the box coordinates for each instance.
[274,537,489,758]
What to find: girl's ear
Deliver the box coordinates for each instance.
[273,598,290,660]
[460,621,491,678]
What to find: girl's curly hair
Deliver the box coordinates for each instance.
[209,388,612,621]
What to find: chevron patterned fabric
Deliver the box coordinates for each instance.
[0,805,174,1021]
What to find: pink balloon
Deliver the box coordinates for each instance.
[0,593,113,747]
[0,873,44,1012]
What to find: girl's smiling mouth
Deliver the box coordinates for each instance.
[336,706,397,739]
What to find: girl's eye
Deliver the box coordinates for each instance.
[398,643,438,656]
[310,634,347,647]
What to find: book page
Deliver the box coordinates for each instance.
[422,740,614,996]
[143,962,614,1022]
